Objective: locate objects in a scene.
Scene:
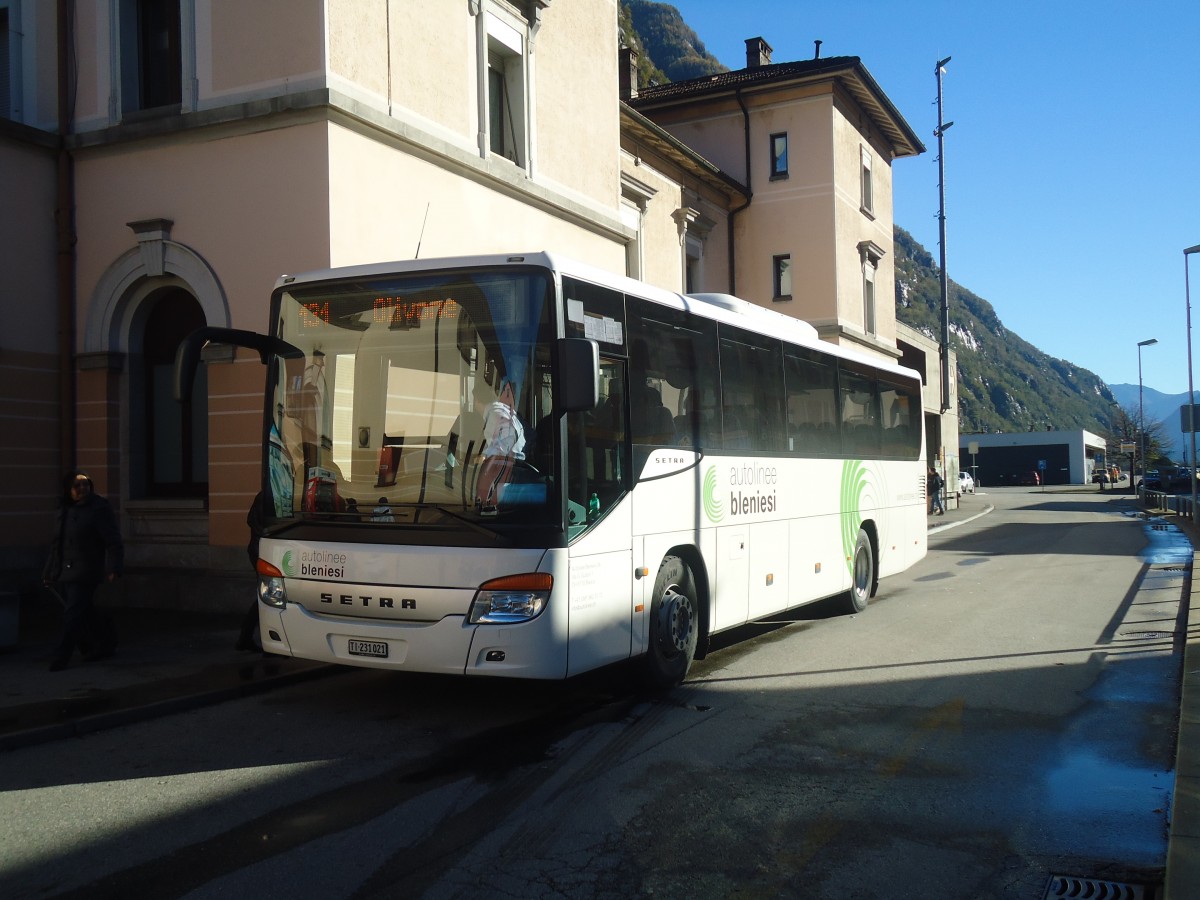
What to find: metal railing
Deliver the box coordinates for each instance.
[1143,488,1196,520]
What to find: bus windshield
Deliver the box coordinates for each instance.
[265,268,556,529]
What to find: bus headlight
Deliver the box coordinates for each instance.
[468,573,552,624]
[257,560,288,608]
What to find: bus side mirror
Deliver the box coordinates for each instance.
[556,338,599,413]
[174,326,303,401]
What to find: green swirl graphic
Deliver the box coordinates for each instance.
[703,465,724,523]
[840,459,868,571]
[282,550,296,576]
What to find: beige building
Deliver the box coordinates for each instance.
[629,38,925,364]
[898,322,961,505]
[0,4,948,605]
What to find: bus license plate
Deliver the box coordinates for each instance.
[348,639,388,659]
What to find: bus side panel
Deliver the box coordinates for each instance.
[747,520,789,620]
[877,497,928,578]
[787,510,851,608]
[713,526,750,630]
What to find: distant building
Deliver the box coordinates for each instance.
[959,430,1107,487]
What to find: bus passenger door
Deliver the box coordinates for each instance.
[565,355,634,676]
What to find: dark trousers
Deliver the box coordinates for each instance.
[53,580,108,661]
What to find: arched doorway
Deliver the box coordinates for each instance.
[133,288,208,498]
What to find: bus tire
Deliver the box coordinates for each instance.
[642,555,698,689]
[844,528,875,614]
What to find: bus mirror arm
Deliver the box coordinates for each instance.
[555,338,600,414]
[173,326,304,401]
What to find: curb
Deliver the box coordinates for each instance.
[928,504,994,534]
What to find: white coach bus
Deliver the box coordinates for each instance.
[178,252,927,687]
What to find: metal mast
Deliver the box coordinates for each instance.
[935,57,953,413]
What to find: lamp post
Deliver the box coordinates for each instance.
[1185,245,1200,520]
[1138,338,1158,497]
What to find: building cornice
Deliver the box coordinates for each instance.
[64,88,631,246]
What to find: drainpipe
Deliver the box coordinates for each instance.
[55,0,77,468]
[727,88,753,295]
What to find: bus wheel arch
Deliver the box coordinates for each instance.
[844,522,878,614]
[860,520,880,597]
[641,551,702,689]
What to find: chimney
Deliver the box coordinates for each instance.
[745,37,773,69]
[814,40,823,59]
[619,46,639,101]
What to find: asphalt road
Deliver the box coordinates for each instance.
[0,489,1184,899]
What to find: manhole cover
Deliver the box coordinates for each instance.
[1042,874,1148,899]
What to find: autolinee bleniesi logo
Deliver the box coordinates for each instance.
[702,465,724,523]
[281,548,347,579]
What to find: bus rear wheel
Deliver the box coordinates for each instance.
[642,555,698,689]
[844,528,875,614]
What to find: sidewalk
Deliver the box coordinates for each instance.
[0,590,335,752]
[1143,497,1200,900]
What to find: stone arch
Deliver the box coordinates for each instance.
[85,233,229,353]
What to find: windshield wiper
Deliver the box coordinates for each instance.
[396,502,505,541]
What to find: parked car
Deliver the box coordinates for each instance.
[1138,470,1162,491]
[958,471,975,494]
[1092,469,1111,484]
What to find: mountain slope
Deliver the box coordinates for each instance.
[621,1,726,83]
[894,228,1118,435]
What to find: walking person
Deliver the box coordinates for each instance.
[42,471,124,671]
[928,466,945,516]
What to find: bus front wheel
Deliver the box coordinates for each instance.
[844,528,875,614]
[642,555,698,689]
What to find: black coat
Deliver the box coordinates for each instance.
[45,493,124,583]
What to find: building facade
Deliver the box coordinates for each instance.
[1,3,943,607]
[628,38,925,363]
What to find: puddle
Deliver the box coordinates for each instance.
[1045,749,1172,860]
[1137,517,1194,565]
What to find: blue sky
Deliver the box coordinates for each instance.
[669,0,1200,396]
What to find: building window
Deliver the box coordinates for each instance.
[773,254,792,301]
[621,199,644,279]
[860,145,874,216]
[621,172,655,281]
[770,133,788,179]
[120,0,182,115]
[486,13,527,167]
[863,263,877,334]
[0,7,9,120]
[858,240,885,336]
[0,1,20,122]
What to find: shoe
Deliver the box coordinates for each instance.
[48,657,70,672]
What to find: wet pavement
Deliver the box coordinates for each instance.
[1,487,1197,898]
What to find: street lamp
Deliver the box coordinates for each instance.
[1185,245,1200,520]
[1138,337,1158,497]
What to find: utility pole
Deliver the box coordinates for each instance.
[935,57,953,414]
